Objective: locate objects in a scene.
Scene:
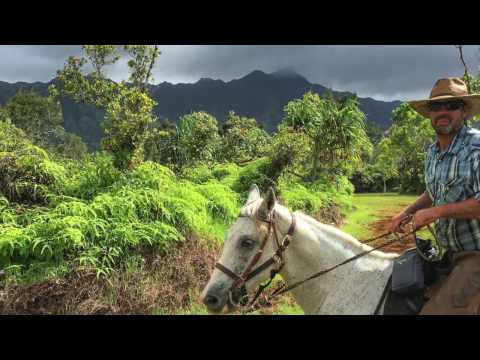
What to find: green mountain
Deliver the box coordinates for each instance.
[0,70,402,150]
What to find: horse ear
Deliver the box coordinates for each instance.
[258,187,276,218]
[246,184,261,204]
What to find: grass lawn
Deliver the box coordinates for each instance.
[341,193,418,241]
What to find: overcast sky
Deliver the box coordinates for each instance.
[0,45,478,102]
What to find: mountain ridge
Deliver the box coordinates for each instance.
[0,70,402,150]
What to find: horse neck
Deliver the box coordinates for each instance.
[272,206,396,314]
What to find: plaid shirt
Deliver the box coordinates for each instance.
[425,125,480,252]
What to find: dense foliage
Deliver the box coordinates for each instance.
[219,111,271,164]
[0,129,242,277]
[3,45,478,314]
[0,79,361,284]
[1,91,88,160]
[52,45,161,170]
[282,92,372,181]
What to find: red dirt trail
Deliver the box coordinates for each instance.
[367,214,416,254]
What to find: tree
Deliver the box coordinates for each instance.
[219,111,270,163]
[177,112,221,167]
[0,116,31,153]
[353,137,399,193]
[144,119,180,169]
[3,90,88,160]
[372,137,399,192]
[48,126,89,160]
[375,103,435,194]
[4,90,63,144]
[101,85,157,170]
[282,92,372,181]
[454,45,480,123]
[268,123,312,181]
[52,45,161,170]
[82,45,120,77]
[365,120,384,145]
[124,45,161,91]
[0,107,10,123]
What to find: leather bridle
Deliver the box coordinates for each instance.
[215,211,296,307]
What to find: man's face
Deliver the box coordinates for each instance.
[429,100,466,136]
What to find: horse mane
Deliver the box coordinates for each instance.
[293,210,399,260]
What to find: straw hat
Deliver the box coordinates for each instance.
[408,77,480,119]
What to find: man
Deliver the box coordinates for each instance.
[388,77,480,314]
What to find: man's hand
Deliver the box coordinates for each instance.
[411,207,441,230]
[388,212,410,233]
[387,192,434,234]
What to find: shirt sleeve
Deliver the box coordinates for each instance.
[470,147,480,200]
[424,148,434,201]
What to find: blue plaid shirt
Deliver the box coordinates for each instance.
[425,125,480,252]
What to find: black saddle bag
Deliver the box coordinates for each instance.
[384,238,452,314]
[391,248,425,295]
[391,238,452,295]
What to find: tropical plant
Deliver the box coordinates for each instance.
[4,90,63,145]
[52,45,161,170]
[219,111,270,163]
[177,112,221,167]
[282,92,372,181]
[374,103,435,194]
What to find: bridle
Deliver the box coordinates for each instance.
[215,210,296,307]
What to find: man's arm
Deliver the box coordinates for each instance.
[388,192,433,233]
[413,197,480,229]
[413,149,480,229]
[402,191,433,216]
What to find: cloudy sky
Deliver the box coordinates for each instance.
[0,45,478,102]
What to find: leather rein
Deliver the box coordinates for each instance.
[215,211,296,307]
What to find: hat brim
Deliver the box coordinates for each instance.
[408,94,480,119]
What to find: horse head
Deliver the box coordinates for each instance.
[201,184,282,314]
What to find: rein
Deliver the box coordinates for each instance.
[262,214,418,302]
[267,228,417,300]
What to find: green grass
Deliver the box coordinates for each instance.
[275,300,304,315]
[341,193,418,240]
[175,302,210,315]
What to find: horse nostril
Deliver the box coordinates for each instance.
[204,294,219,307]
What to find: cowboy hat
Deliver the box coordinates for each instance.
[408,77,480,119]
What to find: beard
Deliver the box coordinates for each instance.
[431,115,463,135]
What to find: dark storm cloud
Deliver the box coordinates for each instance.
[0,46,82,83]
[0,45,478,101]
[151,45,480,101]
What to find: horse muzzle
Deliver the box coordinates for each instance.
[202,283,248,314]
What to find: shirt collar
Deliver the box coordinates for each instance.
[433,125,468,158]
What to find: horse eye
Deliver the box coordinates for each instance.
[241,238,255,248]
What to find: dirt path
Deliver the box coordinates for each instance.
[367,212,416,254]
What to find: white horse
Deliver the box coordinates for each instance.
[201,185,399,315]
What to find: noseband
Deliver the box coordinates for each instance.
[215,211,296,307]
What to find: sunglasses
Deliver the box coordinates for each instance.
[428,100,465,112]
